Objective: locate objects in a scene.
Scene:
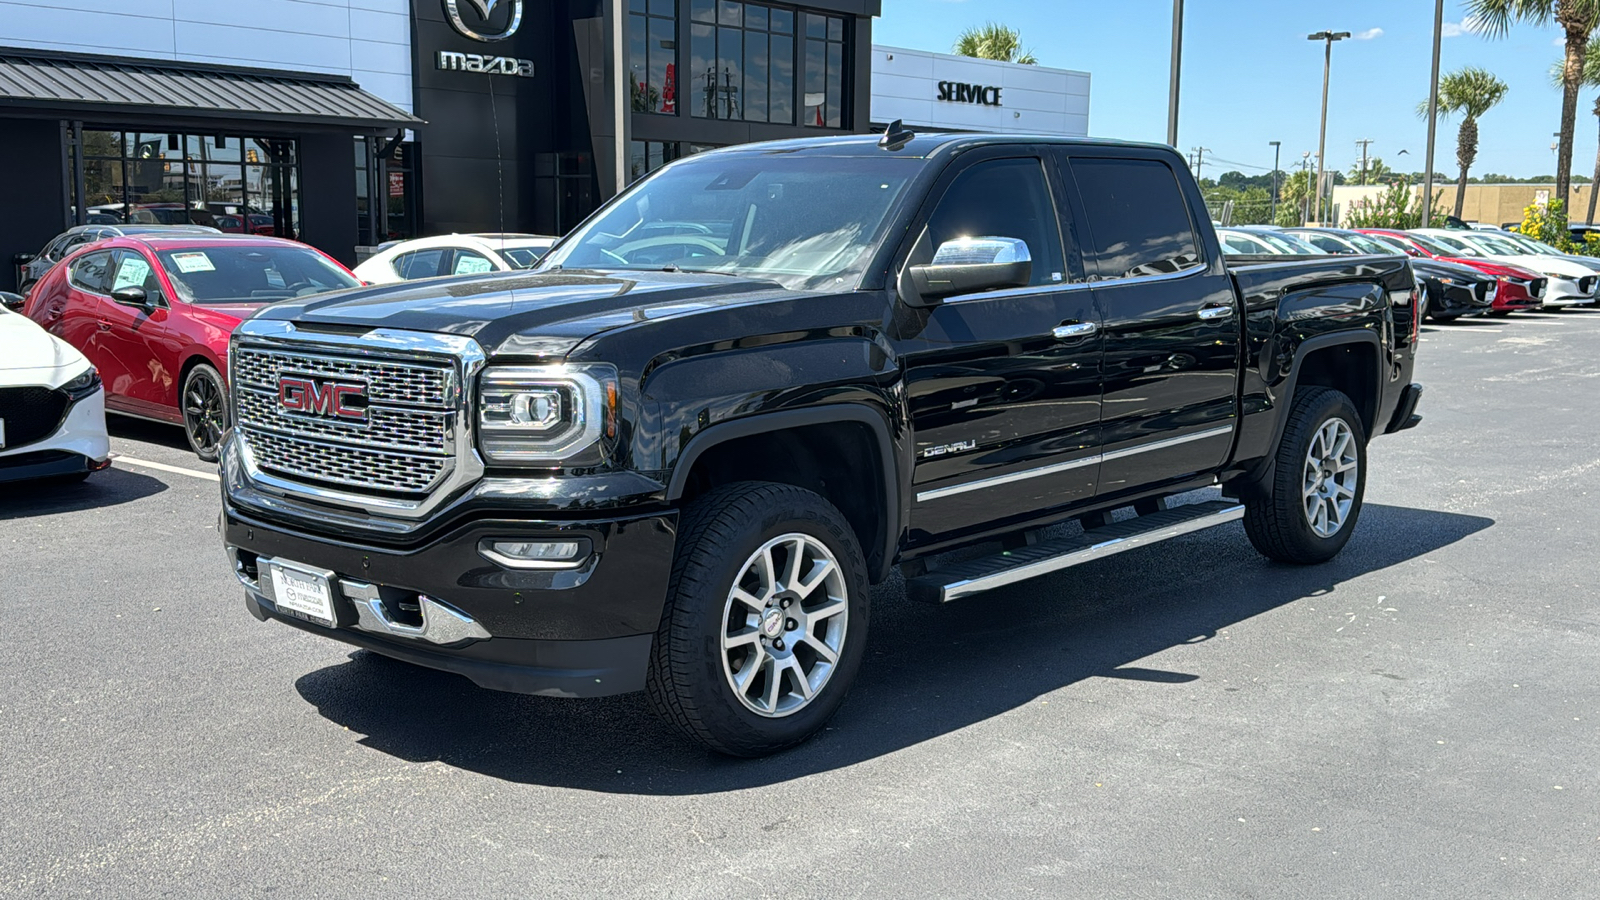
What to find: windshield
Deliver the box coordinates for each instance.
[1343,233,1398,255]
[540,155,919,290]
[1502,233,1566,255]
[1364,233,1421,256]
[1426,233,1479,256]
[1258,232,1320,254]
[1458,233,1527,256]
[155,245,358,305]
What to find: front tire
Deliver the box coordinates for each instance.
[646,482,870,757]
[181,363,228,462]
[1244,387,1367,565]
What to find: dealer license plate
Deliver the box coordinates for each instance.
[267,560,336,627]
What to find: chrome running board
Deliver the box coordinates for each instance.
[906,500,1245,604]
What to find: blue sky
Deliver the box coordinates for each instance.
[876,0,1584,181]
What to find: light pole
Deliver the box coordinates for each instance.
[1301,152,1313,225]
[1308,30,1350,223]
[1167,0,1184,147]
[1269,141,1282,222]
[1421,0,1442,227]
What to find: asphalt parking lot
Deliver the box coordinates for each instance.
[4,311,1599,899]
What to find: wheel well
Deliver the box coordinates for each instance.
[176,354,223,411]
[1294,342,1377,435]
[677,422,891,580]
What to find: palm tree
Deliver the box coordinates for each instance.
[1348,157,1394,184]
[953,23,1038,65]
[1418,67,1510,217]
[1552,51,1600,222]
[1468,0,1600,204]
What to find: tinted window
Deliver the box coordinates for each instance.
[393,249,446,279]
[154,246,358,304]
[69,251,113,294]
[1073,158,1201,279]
[916,157,1066,287]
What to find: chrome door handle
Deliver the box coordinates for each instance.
[1052,322,1098,339]
[1197,305,1234,321]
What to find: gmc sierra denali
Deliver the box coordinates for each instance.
[220,130,1423,756]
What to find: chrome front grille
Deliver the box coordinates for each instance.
[232,343,459,496]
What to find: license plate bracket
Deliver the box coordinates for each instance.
[266,559,339,628]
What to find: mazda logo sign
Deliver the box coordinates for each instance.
[445,0,523,42]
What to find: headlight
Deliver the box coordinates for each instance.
[477,364,616,465]
[60,367,100,400]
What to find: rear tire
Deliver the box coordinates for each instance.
[1244,387,1367,565]
[181,363,228,462]
[646,482,870,757]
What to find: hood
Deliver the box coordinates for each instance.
[1522,255,1600,278]
[0,310,89,382]
[1410,258,1491,281]
[1441,257,1543,280]
[253,269,792,357]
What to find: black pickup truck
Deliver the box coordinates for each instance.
[220,131,1422,756]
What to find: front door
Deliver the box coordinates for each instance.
[98,249,179,418]
[1060,151,1241,498]
[895,152,1103,547]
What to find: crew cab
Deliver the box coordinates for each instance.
[219,132,1422,756]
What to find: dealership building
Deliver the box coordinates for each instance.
[0,1,1091,292]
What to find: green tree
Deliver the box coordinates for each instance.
[1275,169,1315,226]
[953,23,1038,65]
[1469,0,1600,204]
[1342,180,1448,229]
[1348,156,1394,184]
[1522,197,1581,251]
[1418,66,1510,217]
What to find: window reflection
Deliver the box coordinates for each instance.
[688,1,809,125]
[629,0,677,114]
[1073,158,1203,279]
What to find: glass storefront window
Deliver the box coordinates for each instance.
[689,1,800,124]
[803,12,845,128]
[69,129,301,237]
[628,140,721,184]
[629,0,677,115]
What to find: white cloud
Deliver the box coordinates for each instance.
[1440,15,1484,37]
[1354,27,1383,41]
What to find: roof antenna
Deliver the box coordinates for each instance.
[879,119,915,152]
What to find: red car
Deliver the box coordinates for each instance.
[24,234,360,459]
[1358,229,1547,315]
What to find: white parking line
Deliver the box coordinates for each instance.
[110,454,220,483]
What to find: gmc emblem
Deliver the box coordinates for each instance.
[278,375,368,423]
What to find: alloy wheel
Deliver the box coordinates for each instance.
[1302,417,1359,538]
[184,373,226,456]
[720,533,848,718]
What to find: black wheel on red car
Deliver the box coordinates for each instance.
[646,481,870,757]
[1244,387,1368,565]
[182,363,229,462]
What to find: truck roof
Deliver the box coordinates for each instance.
[710,132,1178,160]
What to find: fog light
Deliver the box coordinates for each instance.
[479,538,590,569]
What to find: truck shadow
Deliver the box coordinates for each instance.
[295,502,1491,793]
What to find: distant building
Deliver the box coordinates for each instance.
[1332,183,1586,227]
[870,45,1089,137]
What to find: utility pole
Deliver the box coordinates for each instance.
[1356,138,1374,184]
[1269,140,1282,222]
[1308,30,1351,223]
[1167,0,1184,147]
[1192,146,1210,181]
[1421,1,1443,228]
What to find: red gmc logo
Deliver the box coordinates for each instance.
[278,375,368,422]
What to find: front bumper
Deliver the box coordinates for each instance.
[0,386,109,483]
[1538,275,1592,306]
[223,491,678,699]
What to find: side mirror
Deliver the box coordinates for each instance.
[902,237,1033,307]
[111,285,150,306]
[0,291,25,312]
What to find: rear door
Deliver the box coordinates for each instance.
[1058,150,1241,498]
[896,149,1103,545]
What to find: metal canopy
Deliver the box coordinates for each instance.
[0,48,423,131]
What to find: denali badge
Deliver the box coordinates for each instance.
[278,375,368,423]
[444,0,523,42]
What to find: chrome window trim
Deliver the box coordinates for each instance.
[943,280,1093,304]
[915,424,1233,503]
[1085,262,1209,290]
[228,320,487,521]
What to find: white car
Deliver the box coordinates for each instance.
[0,302,110,484]
[353,233,559,285]
[1414,228,1598,307]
